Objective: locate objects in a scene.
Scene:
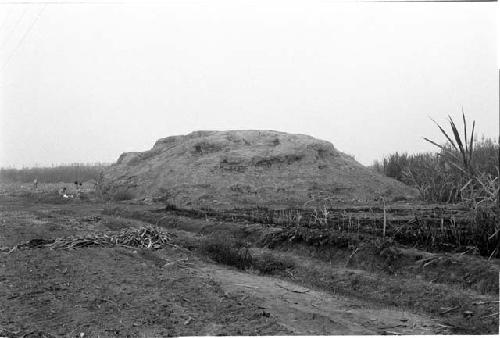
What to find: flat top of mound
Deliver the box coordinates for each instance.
[103,130,418,208]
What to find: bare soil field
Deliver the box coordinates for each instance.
[0,183,498,336]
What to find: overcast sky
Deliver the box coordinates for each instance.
[0,1,498,168]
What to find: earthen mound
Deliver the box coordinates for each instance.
[102,130,417,208]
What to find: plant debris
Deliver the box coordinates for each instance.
[440,306,460,315]
[1,225,175,252]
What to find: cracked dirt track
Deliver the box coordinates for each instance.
[200,264,447,335]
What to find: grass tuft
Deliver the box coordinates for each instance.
[199,235,253,270]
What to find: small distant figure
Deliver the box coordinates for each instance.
[33,179,38,190]
[59,187,67,197]
[74,181,83,198]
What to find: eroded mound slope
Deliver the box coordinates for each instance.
[102,130,417,208]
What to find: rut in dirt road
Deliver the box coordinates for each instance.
[199,264,448,335]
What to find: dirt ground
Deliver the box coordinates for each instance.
[0,185,498,336]
[202,265,442,335]
[0,194,287,337]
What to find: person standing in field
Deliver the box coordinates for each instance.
[33,179,38,190]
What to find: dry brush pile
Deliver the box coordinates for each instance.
[0,225,176,253]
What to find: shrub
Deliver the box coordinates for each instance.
[199,235,253,270]
[112,189,135,201]
[253,252,295,274]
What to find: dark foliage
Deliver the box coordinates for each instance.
[199,235,253,270]
[253,252,295,274]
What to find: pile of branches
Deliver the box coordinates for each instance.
[1,225,175,252]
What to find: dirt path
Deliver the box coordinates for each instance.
[199,264,447,335]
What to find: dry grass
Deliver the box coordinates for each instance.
[199,235,253,270]
[252,251,296,274]
[111,189,136,201]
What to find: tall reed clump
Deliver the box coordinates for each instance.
[422,112,499,209]
[373,112,498,256]
[423,113,498,257]
[374,113,498,205]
